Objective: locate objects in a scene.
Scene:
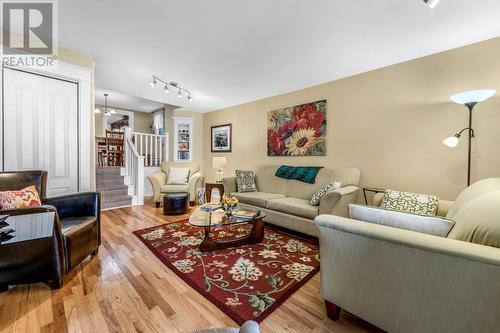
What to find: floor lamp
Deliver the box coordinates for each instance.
[443,89,496,186]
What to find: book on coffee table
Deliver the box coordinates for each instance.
[200,203,222,212]
[232,209,259,221]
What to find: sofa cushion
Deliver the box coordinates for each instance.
[380,190,439,216]
[167,167,190,185]
[230,192,285,208]
[349,204,455,237]
[161,184,189,193]
[447,189,500,248]
[235,170,257,193]
[266,197,319,220]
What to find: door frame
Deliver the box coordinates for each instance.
[0,61,93,192]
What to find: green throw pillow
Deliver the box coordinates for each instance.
[309,181,342,206]
[380,190,439,216]
[235,170,257,193]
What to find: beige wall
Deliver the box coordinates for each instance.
[203,37,500,200]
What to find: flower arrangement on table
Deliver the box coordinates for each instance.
[221,195,239,215]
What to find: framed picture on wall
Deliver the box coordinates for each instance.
[267,100,327,156]
[211,124,232,152]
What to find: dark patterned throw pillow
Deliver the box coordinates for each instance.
[235,170,257,193]
[309,181,342,206]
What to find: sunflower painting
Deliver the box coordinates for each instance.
[267,100,327,156]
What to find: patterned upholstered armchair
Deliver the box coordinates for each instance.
[148,162,204,207]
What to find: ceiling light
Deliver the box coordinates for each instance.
[423,0,440,8]
[103,93,112,117]
[149,75,193,101]
[149,77,157,88]
[110,109,116,114]
[94,108,101,114]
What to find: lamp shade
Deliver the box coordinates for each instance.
[450,89,496,105]
[443,136,459,148]
[212,156,227,169]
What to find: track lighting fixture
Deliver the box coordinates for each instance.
[149,75,192,101]
[423,0,440,8]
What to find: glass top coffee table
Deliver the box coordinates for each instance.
[189,207,266,252]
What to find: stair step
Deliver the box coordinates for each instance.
[99,187,129,197]
[102,198,132,210]
[101,193,132,204]
[96,167,122,177]
[97,182,128,191]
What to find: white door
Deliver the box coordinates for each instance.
[3,68,79,196]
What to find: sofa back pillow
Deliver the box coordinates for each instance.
[0,185,42,209]
[167,167,191,185]
[380,189,439,216]
[309,181,341,206]
[349,204,455,237]
[235,170,257,193]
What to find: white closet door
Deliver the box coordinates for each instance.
[3,68,79,196]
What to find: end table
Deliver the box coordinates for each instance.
[362,187,385,205]
[205,182,225,203]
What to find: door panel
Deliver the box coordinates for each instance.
[3,68,79,196]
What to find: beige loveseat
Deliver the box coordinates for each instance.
[148,162,204,207]
[315,178,500,333]
[222,165,361,236]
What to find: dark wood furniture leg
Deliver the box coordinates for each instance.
[48,278,63,289]
[199,217,264,252]
[325,300,341,320]
[155,202,160,208]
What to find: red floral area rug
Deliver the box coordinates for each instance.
[133,220,320,325]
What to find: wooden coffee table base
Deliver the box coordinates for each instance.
[199,218,264,252]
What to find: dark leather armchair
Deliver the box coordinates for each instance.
[0,170,101,289]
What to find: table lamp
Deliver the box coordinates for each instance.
[212,156,227,182]
[443,89,496,186]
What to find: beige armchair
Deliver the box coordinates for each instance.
[148,162,204,207]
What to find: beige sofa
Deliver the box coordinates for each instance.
[315,178,500,333]
[222,165,360,236]
[148,162,204,207]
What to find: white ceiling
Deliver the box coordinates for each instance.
[94,88,168,113]
[59,0,500,113]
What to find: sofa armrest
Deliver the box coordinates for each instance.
[314,214,500,332]
[222,176,237,195]
[318,185,359,216]
[147,171,167,203]
[188,172,204,202]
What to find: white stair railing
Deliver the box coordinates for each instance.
[131,132,168,167]
[123,128,145,205]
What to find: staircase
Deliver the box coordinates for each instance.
[96,167,132,209]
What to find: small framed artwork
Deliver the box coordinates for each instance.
[211,124,232,152]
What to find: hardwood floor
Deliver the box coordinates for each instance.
[0,202,381,333]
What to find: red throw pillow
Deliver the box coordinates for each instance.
[0,185,42,209]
